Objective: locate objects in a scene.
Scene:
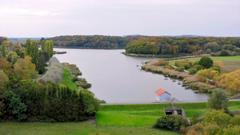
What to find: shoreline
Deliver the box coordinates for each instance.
[54,46,124,50]
[142,59,216,94]
[123,52,211,59]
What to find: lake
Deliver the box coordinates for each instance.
[54,48,208,104]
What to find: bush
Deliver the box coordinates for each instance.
[176,67,185,72]
[208,89,228,111]
[3,81,99,122]
[202,123,221,135]
[210,66,221,73]
[223,126,240,135]
[218,69,240,93]
[188,65,203,74]
[220,50,231,56]
[186,124,204,135]
[198,56,213,68]
[230,116,240,126]
[0,92,6,118]
[203,110,231,127]
[196,69,219,82]
[154,115,190,131]
[4,91,27,121]
[175,60,192,69]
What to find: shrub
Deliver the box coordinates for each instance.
[3,81,99,122]
[208,89,228,111]
[223,126,240,135]
[0,70,9,91]
[176,67,185,72]
[210,66,221,73]
[196,69,219,82]
[230,116,240,126]
[203,110,231,127]
[220,50,231,56]
[186,124,204,135]
[4,91,27,121]
[218,69,240,93]
[198,56,213,68]
[0,93,6,118]
[188,65,203,74]
[154,115,190,131]
[202,123,221,135]
[175,60,192,69]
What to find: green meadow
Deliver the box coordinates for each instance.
[1,101,240,135]
[169,55,240,72]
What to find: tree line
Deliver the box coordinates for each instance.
[49,35,139,49]
[125,36,240,56]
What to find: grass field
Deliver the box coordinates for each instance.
[169,56,240,72]
[1,101,240,135]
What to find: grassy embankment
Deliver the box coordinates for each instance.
[60,68,78,90]
[1,101,240,135]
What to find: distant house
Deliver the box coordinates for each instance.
[155,88,172,102]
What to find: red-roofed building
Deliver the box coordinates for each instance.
[155,88,171,102]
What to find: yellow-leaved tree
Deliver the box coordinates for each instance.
[218,69,240,93]
[14,56,37,80]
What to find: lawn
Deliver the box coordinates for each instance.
[169,55,240,72]
[1,101,240,135]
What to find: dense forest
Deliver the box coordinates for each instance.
[125,36,240,56]
[49,35,139,49]
[49,35,240,56]
[0,38,99,122]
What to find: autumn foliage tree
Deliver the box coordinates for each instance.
[0,58,12,76]
[218,69,240,93]
[14,56,37,80]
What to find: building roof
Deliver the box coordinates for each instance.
[156,88,166,96]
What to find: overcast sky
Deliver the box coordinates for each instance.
[0,0,239,37]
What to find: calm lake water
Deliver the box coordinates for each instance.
[55,48,208,104]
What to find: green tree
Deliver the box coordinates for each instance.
[7,51,18,64]
[5,91,27,121]
[208,89,228,111]
[42,40,54,58]
[198,56,213,68]
[25,39,39,66]
[14,43,25,58]
[37,51,48,74]
[0,40,10,58]
[0,70,9,91]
